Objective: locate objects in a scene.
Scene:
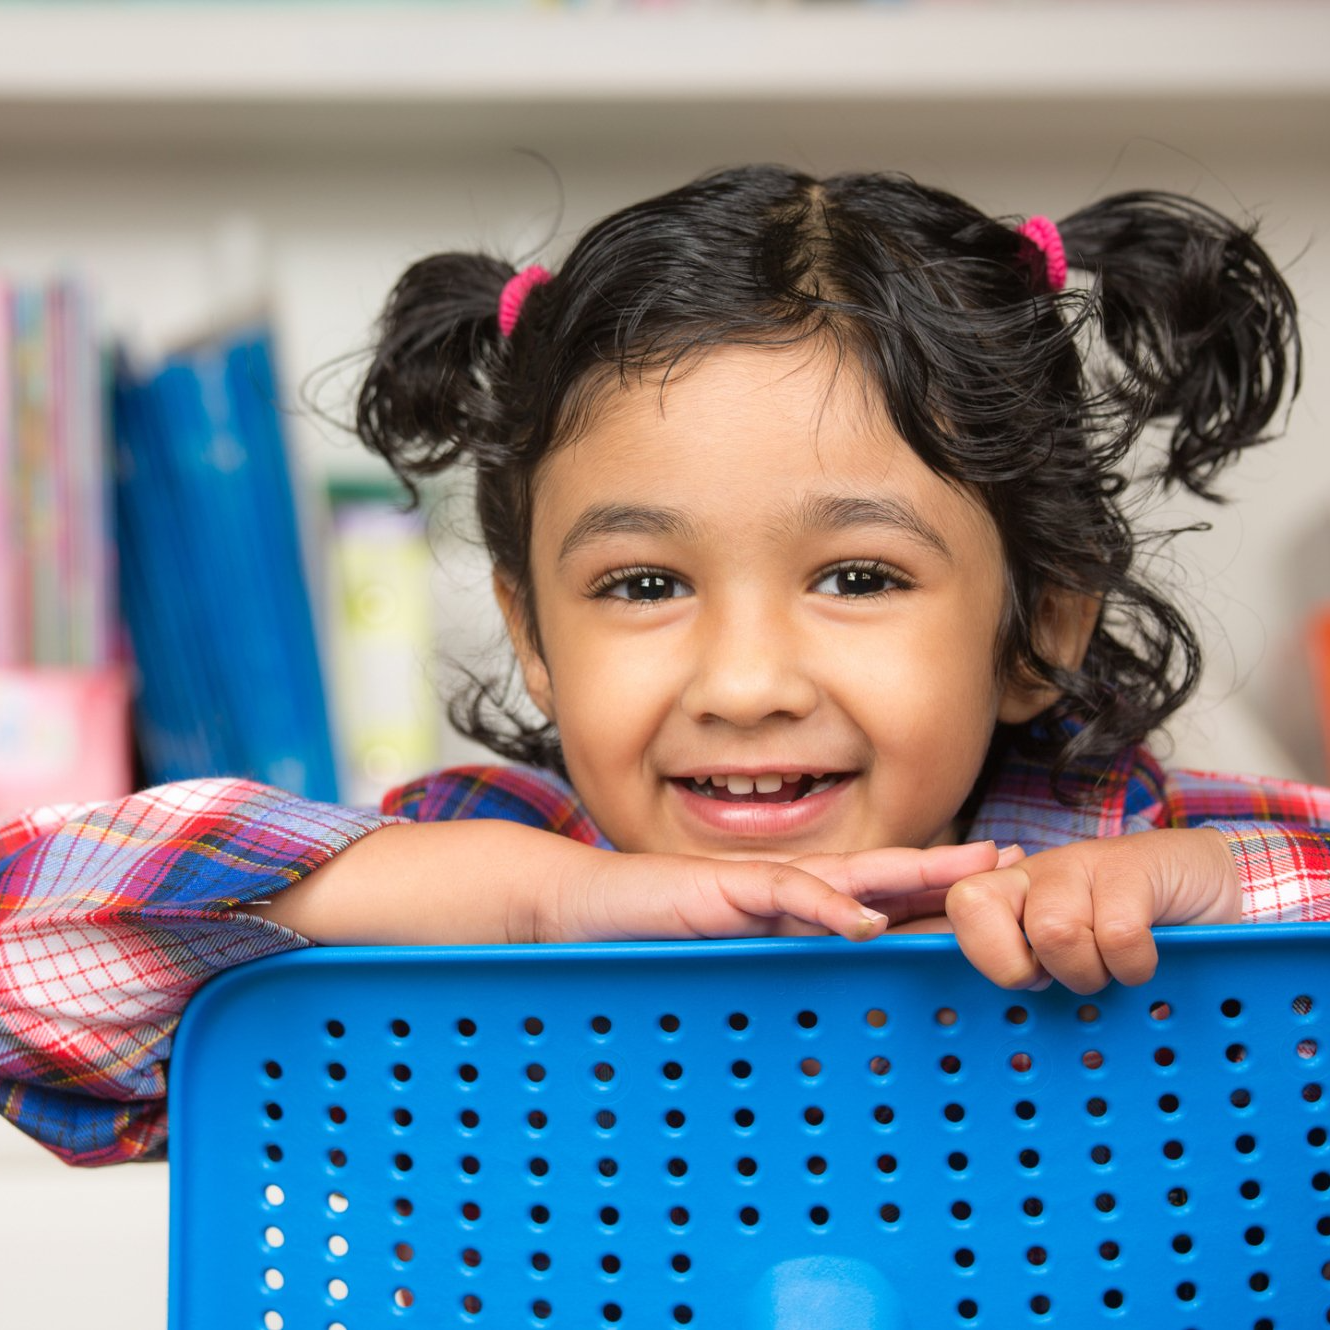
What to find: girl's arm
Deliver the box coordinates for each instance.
[0,769,1006,1166]
[1158,766,1330,922]
[0,778,395,1165]
[933,767,1330,994]
[241,818,1008,946]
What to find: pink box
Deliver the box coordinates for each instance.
[0,667,132,818]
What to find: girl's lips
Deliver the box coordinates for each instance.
[667,773,853,840]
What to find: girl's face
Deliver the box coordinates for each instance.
[501,342,1051,859]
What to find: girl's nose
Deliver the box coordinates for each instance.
[679,603,819,728]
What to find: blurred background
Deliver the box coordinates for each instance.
[1,2,1328,1326]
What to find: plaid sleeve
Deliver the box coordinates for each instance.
[1159,769,1330,922]
[0,778,396,1166]
[383,764,613,848]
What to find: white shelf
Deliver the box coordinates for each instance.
[2,3,1328,107]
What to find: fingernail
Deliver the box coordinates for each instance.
[997,843,1024,867]
[860,907,888,922]
[1028,971,1054,992]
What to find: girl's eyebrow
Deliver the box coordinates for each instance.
[557,504,702,564]
[557,495,953,564]
[793,493,954,561]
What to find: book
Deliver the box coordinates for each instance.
[0,274,130,814]
[0,666,131,818]
[113,324,339,801]
[326,482,440,808]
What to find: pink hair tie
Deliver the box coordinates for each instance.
[497,264,552,337]
[1016,215,1068,292]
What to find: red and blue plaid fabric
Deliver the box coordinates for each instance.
[2,753,1327,1166]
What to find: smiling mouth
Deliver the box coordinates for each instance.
[677,773,848,804]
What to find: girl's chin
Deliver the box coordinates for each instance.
[664,773,856,847]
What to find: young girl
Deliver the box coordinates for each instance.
[3,164,1328,1167]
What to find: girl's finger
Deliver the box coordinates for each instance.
[861,884,951,924]
[798,840,1002,900]
[945,866,1050,990]
[1086,876,1158,988]
[1021,855,1143,994]
[718,861,889,943]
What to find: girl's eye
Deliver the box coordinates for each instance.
[601,572,691,603]
[812,565,900,597]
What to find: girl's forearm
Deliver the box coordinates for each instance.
[235,820,580,945]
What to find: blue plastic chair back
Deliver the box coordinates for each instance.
[168,926,1330,1328]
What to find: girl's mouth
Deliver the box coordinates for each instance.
[677,773,846,804]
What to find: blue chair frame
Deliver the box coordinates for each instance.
[168,925,1330,1328]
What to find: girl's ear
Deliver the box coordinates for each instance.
[492,574,555,722]
[997,587,1100,724]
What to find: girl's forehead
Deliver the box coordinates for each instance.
[533,343,997,551]
[546,342,895,487]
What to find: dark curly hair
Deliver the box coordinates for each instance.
[354,165,1300,799]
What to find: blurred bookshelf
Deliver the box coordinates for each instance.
[1,3,1328,159]
[1,0,1328,826]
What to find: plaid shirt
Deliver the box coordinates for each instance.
[2,747,1328,1166]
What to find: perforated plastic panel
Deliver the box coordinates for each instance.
[168,926,1330,1329]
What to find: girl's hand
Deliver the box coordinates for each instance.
[247,821,1005,949]
[941,828,1243,993]
[541,838,1007,944]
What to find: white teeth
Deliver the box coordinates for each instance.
[692,771,839,797]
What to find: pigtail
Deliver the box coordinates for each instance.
[353,248,565,772]
[1059,192,1300,498]
[355,252,523,501]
